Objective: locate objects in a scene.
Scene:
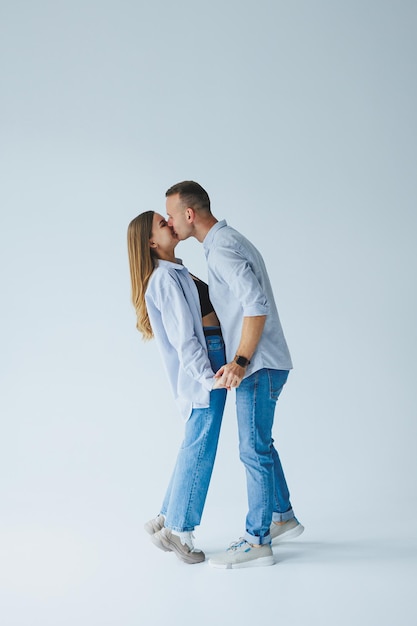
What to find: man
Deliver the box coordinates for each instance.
[165,181,304,569]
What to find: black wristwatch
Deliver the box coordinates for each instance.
[234,355,250,368]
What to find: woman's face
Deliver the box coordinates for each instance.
[149,212,177,256]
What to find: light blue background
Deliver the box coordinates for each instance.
[1,1,416,625]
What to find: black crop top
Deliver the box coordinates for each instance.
[191,275,215,317]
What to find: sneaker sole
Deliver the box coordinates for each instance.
[271,523,305,545]
[158,534,205,564]
[209,555,275,569]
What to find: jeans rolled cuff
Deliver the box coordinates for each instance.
[165,523,195,532]
[244,530,271,546]
[272,508,294,523]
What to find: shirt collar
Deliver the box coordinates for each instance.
[203,220,227,252]
[155,258,186,270]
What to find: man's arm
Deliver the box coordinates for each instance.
[213,315,266,389]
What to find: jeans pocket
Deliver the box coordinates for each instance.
[269,370,289,401]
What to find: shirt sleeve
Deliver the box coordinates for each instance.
[210,244,270,317]
[148,273,215,391]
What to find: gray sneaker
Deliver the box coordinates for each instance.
[144,514,165,535]
[208,538,275,569]
[151,528,205,564]
[270,518,304,544]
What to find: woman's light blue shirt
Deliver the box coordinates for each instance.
[145,259,215,421]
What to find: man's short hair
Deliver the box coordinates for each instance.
[165,181,211,214]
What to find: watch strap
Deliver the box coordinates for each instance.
[234,355,250,367]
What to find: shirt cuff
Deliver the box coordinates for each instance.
[242,303,270,316]
[201,374,216,393]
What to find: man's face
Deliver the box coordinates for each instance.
[166,193,193,241]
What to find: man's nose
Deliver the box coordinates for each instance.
[167,216,173,227]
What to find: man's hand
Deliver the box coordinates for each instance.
[213,316,266,390]
[214,362,246,389]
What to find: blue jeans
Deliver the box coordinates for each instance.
[160,330,227,532]
[236,368,294,545]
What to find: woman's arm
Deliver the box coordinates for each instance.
[148,273,216,391]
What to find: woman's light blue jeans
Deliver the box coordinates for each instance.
[236,368,295,545]
[160,331,227,532]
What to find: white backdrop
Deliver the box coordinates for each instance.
[1,1,416,625]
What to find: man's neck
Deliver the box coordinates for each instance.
[194,216,218,243]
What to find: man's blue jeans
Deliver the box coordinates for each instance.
[160,331,227,532]
[236,368,294,545]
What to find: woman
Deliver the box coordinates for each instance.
[127,210,227,565]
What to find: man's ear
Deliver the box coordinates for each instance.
[186,207,195,222]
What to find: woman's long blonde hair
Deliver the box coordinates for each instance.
[127,211,156,340]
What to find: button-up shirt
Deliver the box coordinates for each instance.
[203,220,293,377]
[145,259,215,420]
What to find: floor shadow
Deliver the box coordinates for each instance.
[272,538,417,565]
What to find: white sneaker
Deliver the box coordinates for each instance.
[144,514,165,535]
[151,528,205,564]
[270,518,304,544]
[208,538,275,569]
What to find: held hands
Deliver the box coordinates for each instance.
[212,362,246,390]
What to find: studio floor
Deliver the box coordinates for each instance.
[1,509,416,626]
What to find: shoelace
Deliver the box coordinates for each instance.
[227,538,248,552]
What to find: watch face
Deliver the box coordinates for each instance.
[236,356,249,367]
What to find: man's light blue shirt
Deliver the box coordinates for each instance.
[145,259,215,421]
[203,220,293,377]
